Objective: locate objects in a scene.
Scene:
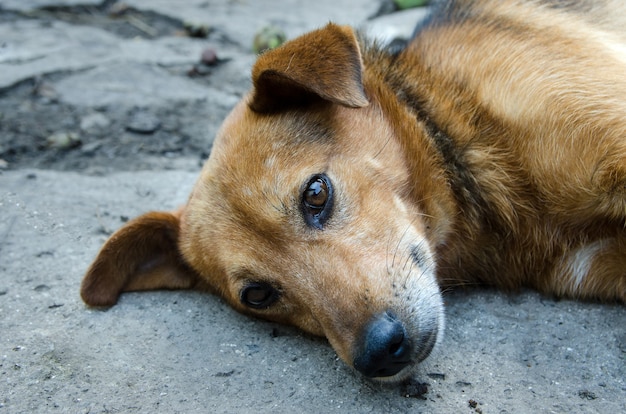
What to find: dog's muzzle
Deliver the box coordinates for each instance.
[352,311,413,378]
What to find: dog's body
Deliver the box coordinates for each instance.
[81,0,626,381]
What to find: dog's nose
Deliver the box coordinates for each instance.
[353,311,412,378]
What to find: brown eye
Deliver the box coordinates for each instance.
[304,177,328,209]
[301,174,333,229]
[241,282,279,309]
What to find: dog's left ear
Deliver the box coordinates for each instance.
[80,209,202,307]
[250,23,369,112]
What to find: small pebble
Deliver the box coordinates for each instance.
[80,140,103,155]
[108,2,130,17]
[126,110,161,134]
[201,47,218,65]
[401,379,429,399]
[184,21,211,38]
[47,132,80,149]
[578,389,597,400]
[32,81,59,102]
[80,112,111,132]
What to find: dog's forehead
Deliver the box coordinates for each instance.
[208,100,339,188]
[220,101,334,152]
[188,101,338,245]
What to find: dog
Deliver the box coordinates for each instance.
[80,0,626,382]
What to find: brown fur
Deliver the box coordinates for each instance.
[81,0,626,381]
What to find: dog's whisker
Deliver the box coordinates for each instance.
[261,190,287,214]
[401,246,414,272]
[413,212,435,219]
[372,134,393,160]
[391,224,412,269]
[385,228,396,276]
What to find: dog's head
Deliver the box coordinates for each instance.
[81,24,444,381]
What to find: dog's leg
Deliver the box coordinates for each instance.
[80,210,202,307]
[549,237,626,302]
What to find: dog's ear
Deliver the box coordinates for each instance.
[250,23,369,112]
[80,210,201,307]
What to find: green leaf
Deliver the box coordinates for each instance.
[393,0,429,10]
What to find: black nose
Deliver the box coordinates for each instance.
[353,311,412,378]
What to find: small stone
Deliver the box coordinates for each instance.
[80,112,111,132]
[0,159,8,170]
[47,132,81,149]
[80,140,103,155]
[401,378,429,399]
[32,81,59,102]
[578,389,597,400]
[201,47,218,65]
[108,2,130,17]
[126,110,161,134]
[184,22,211,38]
[34,284,51,292]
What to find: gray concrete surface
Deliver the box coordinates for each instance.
[1,1,625,413]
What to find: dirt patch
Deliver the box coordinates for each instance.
[0,1,245,174]
[10,0,185,39]
[0,76,225,173]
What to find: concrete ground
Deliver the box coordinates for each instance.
[1,1,625,413]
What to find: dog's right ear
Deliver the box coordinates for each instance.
[80,210,201,307]
[249,23,369,112]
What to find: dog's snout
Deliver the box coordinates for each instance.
[353,311,412,378]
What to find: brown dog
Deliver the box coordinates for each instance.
[81,0,626,381]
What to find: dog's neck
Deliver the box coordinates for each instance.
[361,40,511,286]
[368,51,490,219]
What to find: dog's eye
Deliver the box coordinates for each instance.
[304,177,328,208]
[241,282,279,309]
[301,174,333,229]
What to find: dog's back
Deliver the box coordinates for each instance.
[428,0,626,35]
